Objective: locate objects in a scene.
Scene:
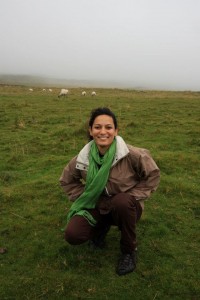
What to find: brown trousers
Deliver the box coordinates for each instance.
[64,193,142,253]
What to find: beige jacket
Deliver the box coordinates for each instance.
[59,136,160,210]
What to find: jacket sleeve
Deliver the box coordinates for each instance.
[59,156,85,201]
[130,149,160,200]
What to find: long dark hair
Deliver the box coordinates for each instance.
[88,107,118,140]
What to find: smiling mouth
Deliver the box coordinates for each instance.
[98,136,109,140]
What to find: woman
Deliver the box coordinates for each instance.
[60,107,160,276]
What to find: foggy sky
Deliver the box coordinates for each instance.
[1,0,200,90]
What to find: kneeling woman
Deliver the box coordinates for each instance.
[59,107,160,276]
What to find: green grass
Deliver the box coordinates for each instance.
[0,85,200,299]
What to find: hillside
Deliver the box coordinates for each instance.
[0,74,135,89]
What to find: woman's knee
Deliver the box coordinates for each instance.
[64,226,79,244]
[64,215,93,245]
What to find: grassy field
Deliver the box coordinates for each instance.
[0,85,199,299]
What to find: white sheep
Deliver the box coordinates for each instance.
[29,88,33,92]
[58,89,69,97]
[82,91,86,96]
[91,91,96,96]
[48,89,52,92]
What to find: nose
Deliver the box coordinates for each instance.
[100,126,106,134]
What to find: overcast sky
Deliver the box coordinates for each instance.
[1,0,200,90]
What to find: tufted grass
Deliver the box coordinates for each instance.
[0,85,200,299]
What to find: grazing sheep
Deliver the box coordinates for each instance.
[58,89,69,98]
[82,91,86,96]
[42,88,46,91]
[91,91,96,96]
[29,88,33,92]
[48,89,52,92]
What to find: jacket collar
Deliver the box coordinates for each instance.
[76,136,129,169]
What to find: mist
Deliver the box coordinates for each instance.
[1,0,200,90]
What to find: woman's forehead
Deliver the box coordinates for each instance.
[93,115,114,124]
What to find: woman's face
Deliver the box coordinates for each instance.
[89,114,118,154]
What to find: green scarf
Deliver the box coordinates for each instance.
[67,139,116,226]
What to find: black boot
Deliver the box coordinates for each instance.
[116,252,136,276]
[89,224,111,249]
